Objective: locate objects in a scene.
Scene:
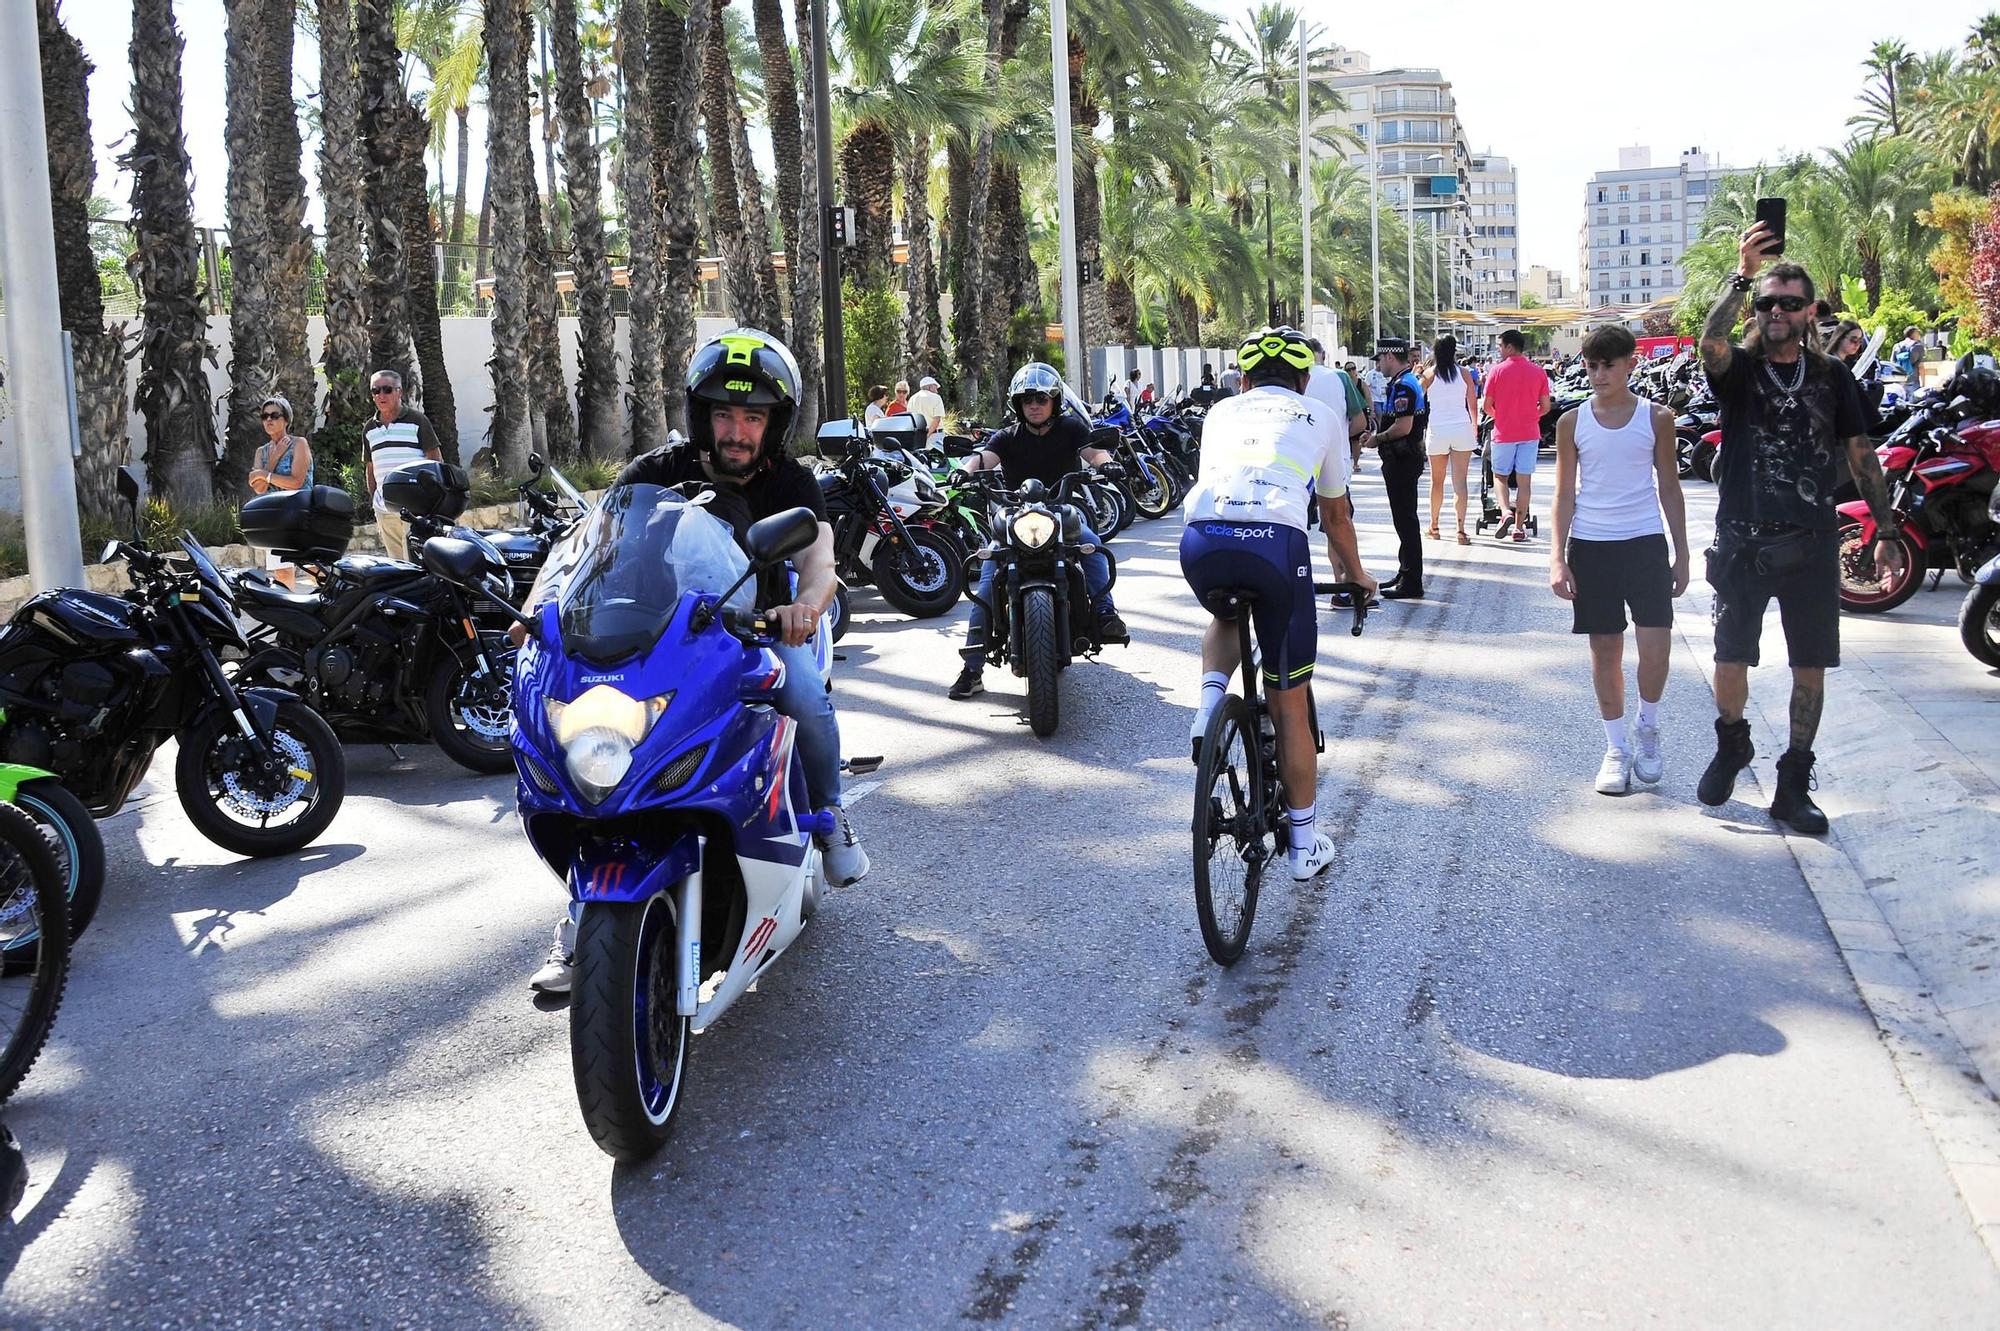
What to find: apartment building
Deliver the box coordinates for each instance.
[1578,146,1736,307]
[1468,152,1518,310]
[1521,264,1567,305]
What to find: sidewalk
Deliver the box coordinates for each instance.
[1677,482,2000,1259]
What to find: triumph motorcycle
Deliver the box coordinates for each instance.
[0,467,345,858]
[814,421,966,617]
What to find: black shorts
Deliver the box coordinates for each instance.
[1708,530,1841,668]
[1568,534,1674,635]
[1180,520,1316,690]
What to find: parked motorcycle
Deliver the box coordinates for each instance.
[1960,487,2000,669]
[0,766,101,956]
[814,423,966,617]
[965,474,1123,737]
[422,484,849,1160]
[0,467,346,857]
[230,463,517,774]
[1837,393,2000,613]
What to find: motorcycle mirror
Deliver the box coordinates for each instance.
[746,506,820,566]
[422,535,496,584]
[527,452,545,476]
[116,465,142,505]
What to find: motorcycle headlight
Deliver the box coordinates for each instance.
[1012,511,1057,549]
[545,685,671,803]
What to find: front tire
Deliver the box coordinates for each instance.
[875,526,966,618]
[6,780,104,950]
[1023,587,1061,738]
[570,895,692,1161]
[1960,581,2000,668]
[1127,458,1176,520]
[174,699,347,857]
[828,584,851,643]
[1837,522,1925,613]
[426,635,517,775]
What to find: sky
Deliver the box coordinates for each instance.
[60,0,1989,286]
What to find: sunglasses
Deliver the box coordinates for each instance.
[371,385,399,395]
[1753,295,1809,313]
[260,411,287,421]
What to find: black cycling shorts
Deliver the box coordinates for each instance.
[1180,520,1316,690]
[1568,534,1674,635]
[1708,530,1841,668]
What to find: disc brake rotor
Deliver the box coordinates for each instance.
[458,681,512,741]
[219,728,313,819]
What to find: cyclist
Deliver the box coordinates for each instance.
[1181,328,1377,880]
[528,328,868,994]
[947,362,1126,701]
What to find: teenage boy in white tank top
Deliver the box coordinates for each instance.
[1549,325,1691,795]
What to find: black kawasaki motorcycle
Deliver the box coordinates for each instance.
[814,420,966,618]
[966,475,1123,738]
[0,467,346,857]
[229,463,516,775]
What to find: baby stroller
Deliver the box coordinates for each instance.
[1472,415,1539,537]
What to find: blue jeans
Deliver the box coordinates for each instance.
[771,639,842,810]
[961,522,1113,662]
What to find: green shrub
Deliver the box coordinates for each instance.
[842,277,903,418]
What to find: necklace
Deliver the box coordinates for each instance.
[1763,355,1807,411]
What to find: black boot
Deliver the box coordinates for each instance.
[1696,717,1754,807]
[1771,749,1829,835]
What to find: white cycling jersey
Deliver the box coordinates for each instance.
[1183,383,1347,532]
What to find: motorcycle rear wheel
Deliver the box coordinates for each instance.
[2,780,104,954]
[1960,581,2000,669]
[174,699,347,857]
[1837,522,1926,614]
[875,526,966,618]
[571,895,691,1161]
[1023,587,1061,738]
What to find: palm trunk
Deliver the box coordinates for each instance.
[945,135,972,385]
[317,0,371,444]
[553,0,621,457]
[537,14,565,251]
[617,0,666,453]
[401,102,459,462]
[654,0,706,435]
[787,0,822,439]
[262,0,314,434]
[223,0,275,492]
[751,0,803,319]
[699,0,766,328]
[483,0,534,475]
[439,104,472,311]
[901,129,941,380]
[126,0,220,508]
[37,0,129,518]
[840,121,897,288]
[521,5,574,459]
[473,183,493,314]
[355,0,415,382]
[732,91,784,331]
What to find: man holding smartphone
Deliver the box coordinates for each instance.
[1694,218,1904,834]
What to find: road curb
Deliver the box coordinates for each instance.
[1674,588,2000,1267]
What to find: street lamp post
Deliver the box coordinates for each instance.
[1299,30,1311,334]
[1049,0,1084,391]
[810,0,845,415]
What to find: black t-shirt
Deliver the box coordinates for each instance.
[615,443,827,603]
[983,413,1094,488]
[1708,347,1867,531]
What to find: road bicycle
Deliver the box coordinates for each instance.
[1192,582,1369,966]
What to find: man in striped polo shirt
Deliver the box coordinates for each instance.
[365,370,444,561]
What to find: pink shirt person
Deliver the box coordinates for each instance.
[1484,354,1552,444]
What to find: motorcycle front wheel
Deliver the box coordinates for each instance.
[1837,522,1926,614]
[174,698,347,856]
[3,780,104,954]
[1127,458,1177,521]
[1960,581,2000,669]
[571,895,692,1161]
[875,526,966,618]
[828,584,851,643]
[426,635,517,775]
[1023,587,1061,738]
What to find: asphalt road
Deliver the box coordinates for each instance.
[2,461,1995,1329]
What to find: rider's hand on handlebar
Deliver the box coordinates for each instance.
[945,468,972,487]
[771,601,818,648]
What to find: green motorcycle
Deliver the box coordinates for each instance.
[0,758,103,955]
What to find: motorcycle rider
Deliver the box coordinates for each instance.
[529,328,867,993]
[947,363,1126,701]
[1182,328,1377,879]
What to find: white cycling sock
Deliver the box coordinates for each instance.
[1287,806,1316,852]
[1603,715,1629,752]
[1637,696,1660,729]
[1200,672,1229,709]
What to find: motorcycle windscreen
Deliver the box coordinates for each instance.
[542,483,754,665]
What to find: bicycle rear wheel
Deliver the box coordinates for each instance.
[0,801,69,1106]
[1193,696,1270,966]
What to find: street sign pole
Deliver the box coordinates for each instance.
[810,0,845,415]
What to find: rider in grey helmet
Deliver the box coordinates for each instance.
[947,362,1125,700]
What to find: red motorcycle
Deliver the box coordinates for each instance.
[1836,402,2000,613]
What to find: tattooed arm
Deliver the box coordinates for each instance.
[1845,435,1896,532]
[1704,223,1777,383]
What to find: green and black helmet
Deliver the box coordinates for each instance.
[1236,326,1316,386]
[685,327,802,461]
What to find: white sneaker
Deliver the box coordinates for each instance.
[819,806,870,887]
[528,913,577,994]
[1594,746,1631,795]
[1632,722,1663,785]
[1289,832,1337,881]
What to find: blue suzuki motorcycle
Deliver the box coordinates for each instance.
[423,485,837,1161]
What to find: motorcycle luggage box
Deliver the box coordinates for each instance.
[380,461,471,519]
[239,484,356,560]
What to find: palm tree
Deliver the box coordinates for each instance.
[409,6,484,312]
[551,0,620,456]
[752,0,806,334]
[224,0,277,490]
[1908,44,2000,191]
[616,0,667,452]
[484,0,535,473]
[35,0,129,518]
[263,0,315,434]
[400,97,461,463]
[517,0,576,458]
[652,0,708,434]
[317,0,375,441]
[1824,136,1931,311]
[355,0,418,383]
[1851,38,1913,138]
[700,0,775,328]
[788,0,824,436]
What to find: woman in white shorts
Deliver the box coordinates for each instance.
[1422,335,1479,543]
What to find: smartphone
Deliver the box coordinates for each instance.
[1754,197,1788,256]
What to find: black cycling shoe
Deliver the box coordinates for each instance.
[948,666,985,700]
[1696,717,1754,807]
[1380,582,1425,600]
[1770,749,1829,835]
[1097,610,1130,645]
